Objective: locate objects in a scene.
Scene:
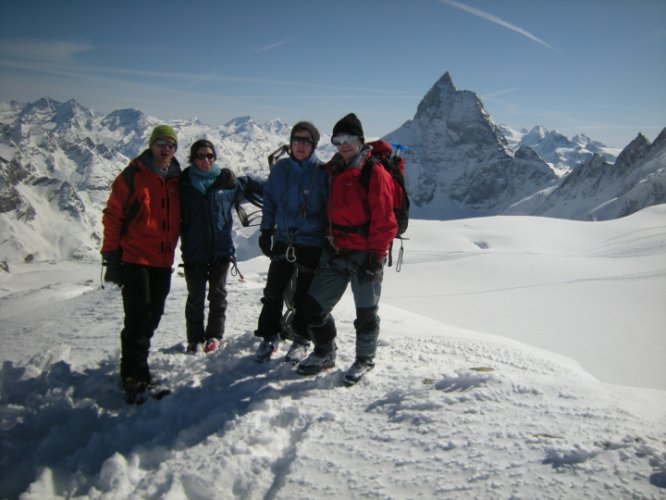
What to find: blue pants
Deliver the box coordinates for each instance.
[296,246,383,360]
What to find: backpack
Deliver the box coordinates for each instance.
[359,140,410,269]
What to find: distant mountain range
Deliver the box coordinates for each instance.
[0,71,664,265]
[499,124,620,176]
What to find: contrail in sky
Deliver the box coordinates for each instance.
[255,39,293,52]
[438,0,560,54]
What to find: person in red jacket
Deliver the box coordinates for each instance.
[101,124,181,403]
[295,113,397,385]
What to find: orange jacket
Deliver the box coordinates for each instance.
[326,148,397,257]
[101,151,181,268]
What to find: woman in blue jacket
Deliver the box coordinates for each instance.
[180,139,263,353]
[254,121,329,364]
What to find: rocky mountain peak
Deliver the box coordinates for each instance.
[514,146,543,162]
[415,72,486,129]
[614,132,651,169]
[431,71,456,95]
[224,116,256,131]
[386,72,552,218]
[521,126,548,145]
[18,97,61,123]
[101,108,150,132]
[650,127,666,149]
[507,125,620,174]
[52,99,97,132]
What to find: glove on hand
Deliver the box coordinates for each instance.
[258,230,273,257]
[357,253,384,284]
[102,250,123,286]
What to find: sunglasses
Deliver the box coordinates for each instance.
[195,153,216,160]
[154,139,177,149]
[331,134,361,146]
[292,136,314,146]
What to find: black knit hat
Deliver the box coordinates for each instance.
[290,121,320,149]
[332,113,364,143]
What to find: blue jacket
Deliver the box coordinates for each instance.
[180,166,264,265]
[260,152,328,247]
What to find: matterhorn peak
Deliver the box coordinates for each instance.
[414,71,497,138]
[415,71,470,120]
[435,71,456,92]
[384,70,553,219]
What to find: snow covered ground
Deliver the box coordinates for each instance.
[1,207,665,499]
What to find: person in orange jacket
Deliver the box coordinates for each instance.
[101,124,181,403]
[295,113,397,385]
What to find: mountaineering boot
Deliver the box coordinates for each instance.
[343,357,375,386]
[284,339,310,365]
[203,338,221,353]
[123,377,149,404]
[145,380,171,400]
[122,376,170,404]
[296,342,336,376]
[254,334,279,363]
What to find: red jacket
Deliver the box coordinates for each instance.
[101,151,181,268]
[326,148,397,257]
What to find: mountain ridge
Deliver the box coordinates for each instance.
[0,72,664,265]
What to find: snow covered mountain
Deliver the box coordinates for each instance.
[384,73,558,220]
[512,129,666,220]
[1,71,663,265]
[0,98,333,265]
[499,124,621,175]
[384,72,665,221]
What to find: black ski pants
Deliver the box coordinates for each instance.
[255,243,322,341]
[120,263,172,383]
[183,260,230,344]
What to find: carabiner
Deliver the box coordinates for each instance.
[285,245,297,263]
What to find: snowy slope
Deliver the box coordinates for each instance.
[1,208,665,498]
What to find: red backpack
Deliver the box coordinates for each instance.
[360,140,410,269]
[360,140,410,238]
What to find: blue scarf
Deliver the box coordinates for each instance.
[189,164,221,194]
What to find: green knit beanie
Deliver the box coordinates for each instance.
[149,125,178,148]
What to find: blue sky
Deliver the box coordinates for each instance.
[0,0,664,148]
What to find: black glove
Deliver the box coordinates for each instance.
[357,253,384,284]
[258,230,273,257]
[102,250,123,286]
